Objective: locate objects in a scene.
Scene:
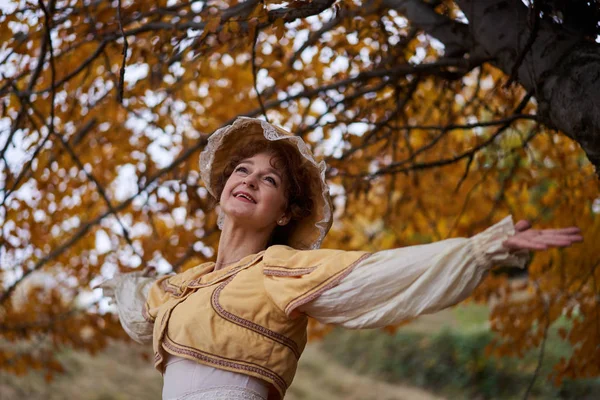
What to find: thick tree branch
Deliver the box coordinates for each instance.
[382,0,474,56]
[268,0,336,21]
[453,0,600,175]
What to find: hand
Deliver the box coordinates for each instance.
[502,220,583,251]
[142,266,158,278]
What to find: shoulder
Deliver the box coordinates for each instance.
[263,245,369,269]
[163,262,214,288]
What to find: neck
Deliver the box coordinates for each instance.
[215,219,273,271]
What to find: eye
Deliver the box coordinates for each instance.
[265,176,277,185]
[235,166,248,174]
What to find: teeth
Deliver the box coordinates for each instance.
[236,193,254,202]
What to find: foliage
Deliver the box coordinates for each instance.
[0,0,599,385]
[323,327,600,399]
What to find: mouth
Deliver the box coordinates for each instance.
[233,191,256,204]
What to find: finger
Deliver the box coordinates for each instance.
[536,235,584,247]
[520,238,551,250]
[533,237,577,247]
[514,220,531,232]
[521,232,584,249]
[504,236,548,250]
[534,232,584,243]
[522,230,582,241]
[538,227,582,235]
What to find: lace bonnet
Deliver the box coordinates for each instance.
[199,117,333,250]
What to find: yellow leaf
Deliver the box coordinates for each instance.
[273,18,285,41]
[205,17,220,34]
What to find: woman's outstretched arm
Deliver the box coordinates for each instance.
[97,268,159,344]
[298,215,582,329]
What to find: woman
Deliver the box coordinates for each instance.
[100,117,582,400]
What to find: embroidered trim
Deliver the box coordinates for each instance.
[157,305,173,368]
[159,254,263,297]
[160,306,170,327]
[211,276,301,359]
[162,278,183,296]
[142,302,155,322]
[187,254,264,288]
[165,386,266,400]
[162,334,287,397]
[284,253,372,315]
[263,267,317,277]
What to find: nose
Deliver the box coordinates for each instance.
[243,173,258,189]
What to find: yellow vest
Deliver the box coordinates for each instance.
[143,245,370,400]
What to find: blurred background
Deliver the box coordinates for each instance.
[1,0,600,399]
[3,304,600,399]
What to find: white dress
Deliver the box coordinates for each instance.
[101,215,529,399]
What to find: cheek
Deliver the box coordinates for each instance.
[220,176,237,201]
[267,191,288,212]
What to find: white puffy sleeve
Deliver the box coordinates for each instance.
[298,215,530,329]
[98,272,158,345]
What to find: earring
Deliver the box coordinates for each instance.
[278,218,285,225]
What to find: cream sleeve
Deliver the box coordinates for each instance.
[98,272,158,345]
[298,215,530,329]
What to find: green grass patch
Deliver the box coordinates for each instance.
[323,322,599,400]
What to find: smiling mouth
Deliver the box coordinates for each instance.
[233,192,256,203]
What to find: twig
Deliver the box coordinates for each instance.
[364,91,535,178]
[0,83,55,208]
[454,153,474,193]
[38,0,56,137]
[116,0,128,103]
[0,8,73,204]
[0,128,211,305]
[0,1,51,163]
[21,100,141,260]
[445,163,494,239]
[251,24,269,122]
[523,282,550,400]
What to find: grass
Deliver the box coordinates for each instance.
[0,341,162,400]
[0,340,442,400]
[1,304,597,399]
[321,303,600,400]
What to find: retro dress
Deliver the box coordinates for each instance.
[102,215,529,400]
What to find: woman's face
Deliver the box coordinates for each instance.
[220,152,290,230]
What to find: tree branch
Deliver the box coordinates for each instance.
[0,129,211,305]
[382,0,474,56]
[251,24,269,122]
[116,0,128,103]
[356,111,536,178]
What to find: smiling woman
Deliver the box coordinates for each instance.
[214,141,314,248]
[99,117,583,400]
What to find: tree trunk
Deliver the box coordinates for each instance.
[446,0,600,176]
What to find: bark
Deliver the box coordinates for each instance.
[398,0,600,176]
[456,0,600,175]
[382,0,475,56]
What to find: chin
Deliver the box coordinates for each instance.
[223,209,258,225]
[223,211,275,231]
